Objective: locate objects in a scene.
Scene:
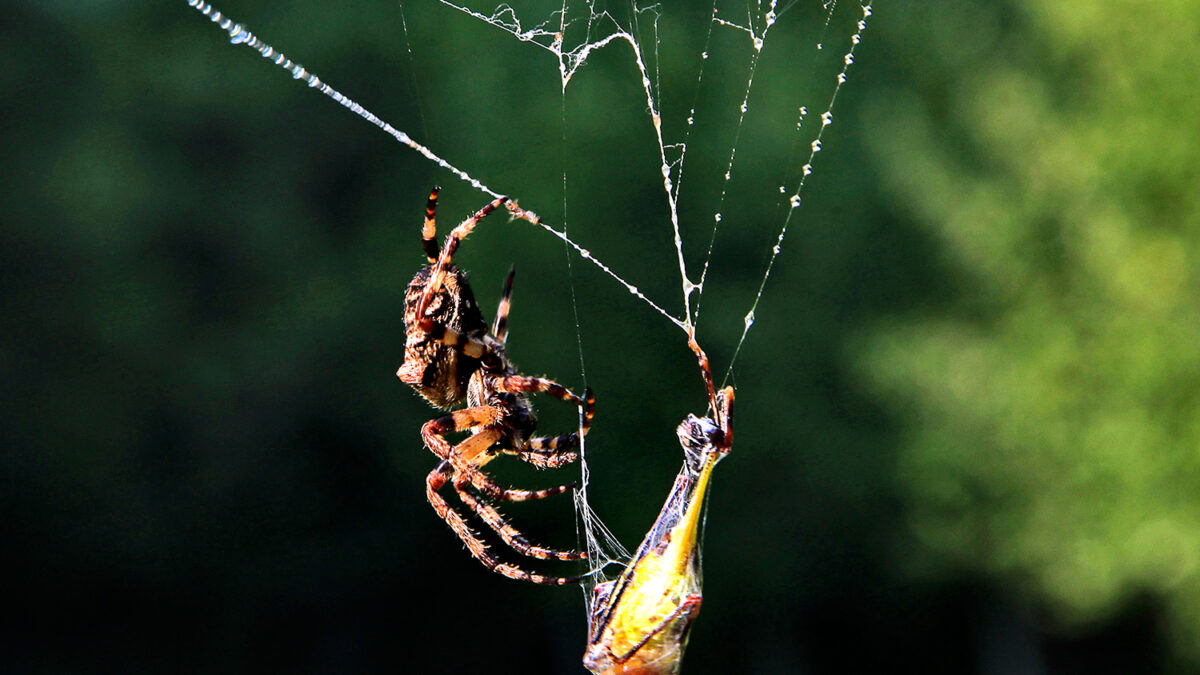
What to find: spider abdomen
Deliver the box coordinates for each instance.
[399,263,488,408]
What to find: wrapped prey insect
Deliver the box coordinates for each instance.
[584,353,734,675]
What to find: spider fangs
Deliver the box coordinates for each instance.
[397,187,596,585]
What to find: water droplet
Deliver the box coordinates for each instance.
[852,35,861,45]
[789,195,801,208]
[779,185,787,194]
[753,37,763,52]
[821,111,833,126]
[837,73,847,84]
[863,5,873,17]
[798,106,807,116]
[802,164,812,176]
[701,51,709,60]
[228,24,250,45]
[740,102,748,114]
[816,43,823,50]
[811,139,822,152]
[714,213,722,223]
[687,116,694,125]
[743,311,755,328]
[844,54,855,66]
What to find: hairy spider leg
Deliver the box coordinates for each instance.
[528,385,595,447]
[494,375,595,448]
[422,407,584,560]
[420,408,574,502]
[422,421,581,561]
[415,195,510,323]
[426,461,590,585]
[495,375,590,409]
[451,480,585,561]
[422,185,441,263]
[492,266,515,342]
[407,194,512,374]
[488,269,592,467]
[503,445,579,469]
[503,386,595,467]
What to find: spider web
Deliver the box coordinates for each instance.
[424,0,873,604]
[184,0,870,625]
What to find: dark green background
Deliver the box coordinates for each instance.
[6,1,1198,673]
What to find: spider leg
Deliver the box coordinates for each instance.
[420,410,511,498]
[496,379,594,470]
[426,461,586,585]
[504,442,579,469]
[492,266,515,343]
[421,408,575,502]
[404,214,514,372]
[422,410,587,569]
[507,385,594,468]
[496,377,595,435]
[416,195,509,320]
[421,185,441,262]
[533,383,595,443]
[451,476,586,561]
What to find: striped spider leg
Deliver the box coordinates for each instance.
[397,187,596,585]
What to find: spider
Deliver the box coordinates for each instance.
[397,187,596,585]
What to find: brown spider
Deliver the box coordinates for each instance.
[397,187,596,585]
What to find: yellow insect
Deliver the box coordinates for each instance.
[584,376,734,675]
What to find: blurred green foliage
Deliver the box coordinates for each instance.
[3,0,1197,673]
[859,0,1200,662]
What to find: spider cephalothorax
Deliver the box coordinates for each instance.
[397,187,595,585]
